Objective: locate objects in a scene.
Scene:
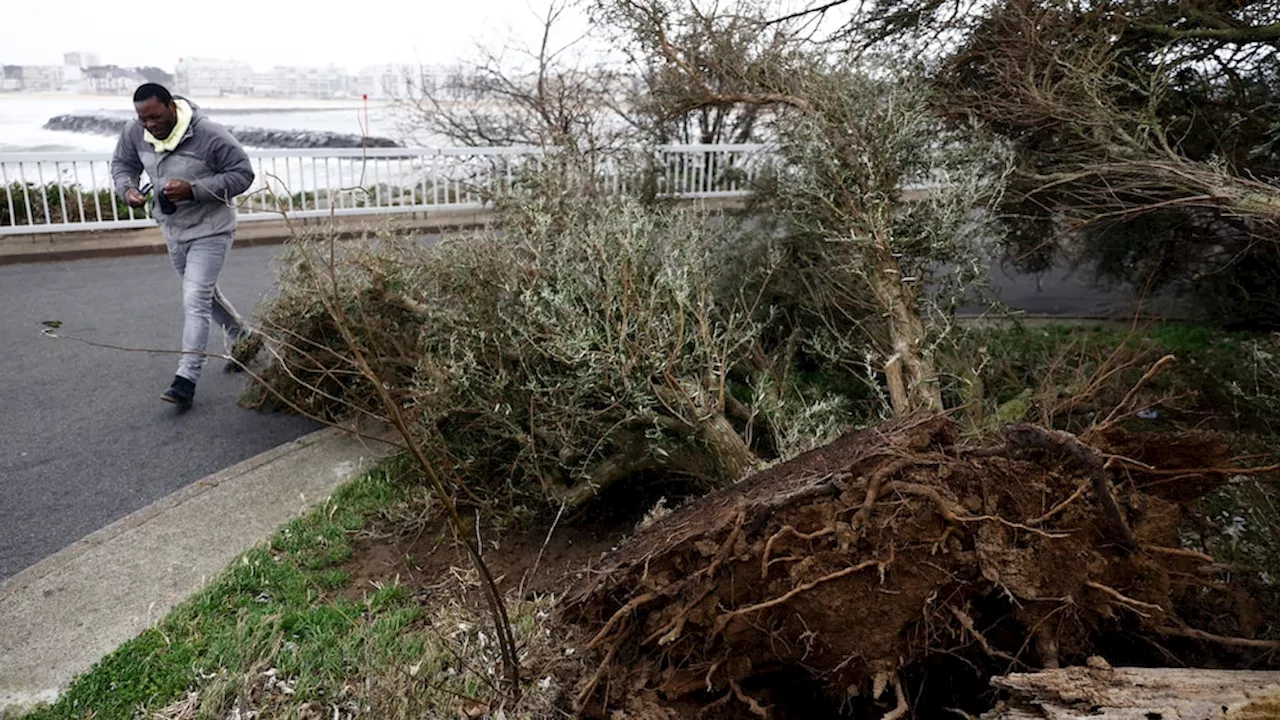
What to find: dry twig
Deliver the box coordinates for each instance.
[1085,580,1164,618]
[1094,354,1177,431]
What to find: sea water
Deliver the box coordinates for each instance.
[0,94,407,153]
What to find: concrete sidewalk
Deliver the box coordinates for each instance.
[0,424,399,715]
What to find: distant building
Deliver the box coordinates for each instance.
[247,72,277,97]
[273,65,348,99]
[0,65,66,92]
[84,66,148,95]
[356,64,412,99]
[1,66,21,92]
[62,52,101,90]
[135,66,176,88]
[63,52,101,70]
[356,63,479,101]
[175,57,252,97]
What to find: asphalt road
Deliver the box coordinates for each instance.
[0,239,1168,582]
[974,257,1181,318]
[0,245,320,581]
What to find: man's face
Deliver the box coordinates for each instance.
[134,97,178,139]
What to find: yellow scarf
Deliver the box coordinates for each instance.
[144,99,193,152]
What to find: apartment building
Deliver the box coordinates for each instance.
[175,57,252,97]
[0,65,65,92]
[273,65,349,99]
[84,66,149,95]
[63,52,101,70]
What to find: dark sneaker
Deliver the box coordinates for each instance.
[225,327,262,373]
[162,375,196,407]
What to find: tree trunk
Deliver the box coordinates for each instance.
[652,382,760,482]
[554,411,758,509]
[865,237,943,416]
[986,665,1280,719]
[697,411,759,482]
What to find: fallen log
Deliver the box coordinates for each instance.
[986,662,1280,719]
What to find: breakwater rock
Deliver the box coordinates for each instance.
[43,114,402,149]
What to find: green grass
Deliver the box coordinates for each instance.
[18,468,417,720]
[16,459,565,720]
[942,321,1280,430]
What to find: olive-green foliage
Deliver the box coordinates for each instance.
[1,182,135,227]
[244,183,868,513]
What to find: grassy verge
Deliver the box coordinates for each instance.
[14,461,562,720]
[945,321,1280,432]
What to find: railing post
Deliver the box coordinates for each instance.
[1,145,768,236]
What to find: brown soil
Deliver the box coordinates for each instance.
[1086,425,1235,502]
[560,414,1274,719]
[340,512,628,605]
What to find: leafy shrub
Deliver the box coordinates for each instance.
[244,183,870,512]
[0,182,136,227]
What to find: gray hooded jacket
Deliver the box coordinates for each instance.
[111,97,254,243]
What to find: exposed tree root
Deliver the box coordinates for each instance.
[1085,581,1165,618]
[1155,625,1280,650]
[562,414,1276,719]
[1001,423,1140,554]
[713,557,886,636]
[761,524,836,579]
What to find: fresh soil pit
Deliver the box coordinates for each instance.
[338,458,714,607]
[561,414,1279,719]
[339,510,631,605]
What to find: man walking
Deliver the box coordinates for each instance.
[112,83,256,407]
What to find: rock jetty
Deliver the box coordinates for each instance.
[43,114,402,149]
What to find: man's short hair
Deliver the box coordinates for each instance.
[133,83,174,105]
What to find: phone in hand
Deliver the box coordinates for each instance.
[140,183,176,215]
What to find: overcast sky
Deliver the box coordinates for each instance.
[3,0,597,70]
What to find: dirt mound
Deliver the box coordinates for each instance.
[340,513,629,605]
[562,414,1274,718]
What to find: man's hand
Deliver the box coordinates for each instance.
[124,188,147,208]
[163,179,193,202]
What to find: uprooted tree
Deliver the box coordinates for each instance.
[228,2,1280,717]
[245,195,808,509]
[245,0,1011,517]
[392,0,1011,418]
[565,414,1280,717]
[600,0,1010,415]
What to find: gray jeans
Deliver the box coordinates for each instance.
[167,232,244,383]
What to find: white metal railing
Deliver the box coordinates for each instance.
[0,144,771,236]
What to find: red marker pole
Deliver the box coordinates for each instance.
[362,93,369,137]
